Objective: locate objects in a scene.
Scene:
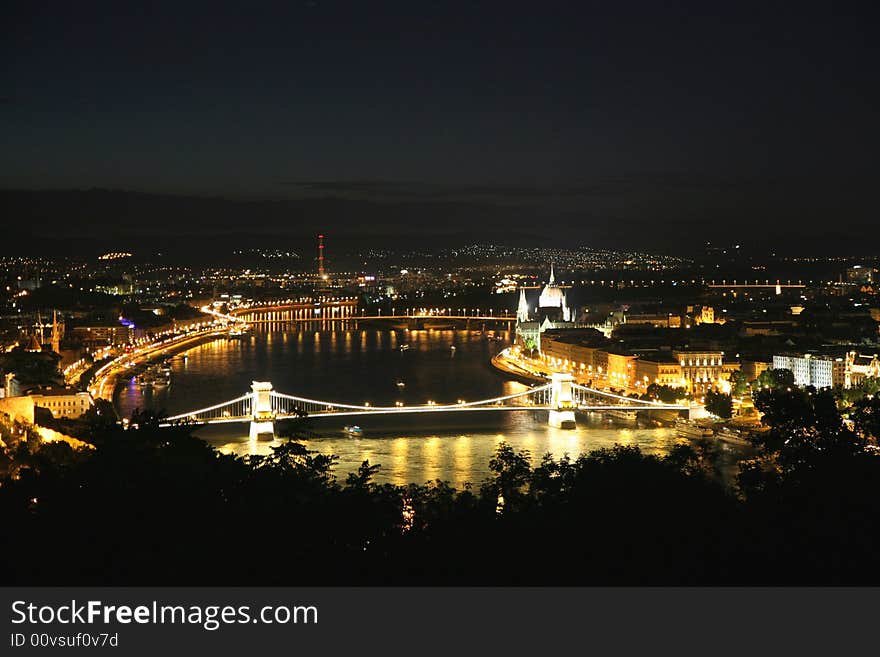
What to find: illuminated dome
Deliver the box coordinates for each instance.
[538,263,564,308]
[538,285,564,308]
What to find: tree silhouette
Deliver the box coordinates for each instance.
[729,370,750,397]
[2,410,880,585]
[754,368,795,391]
[705,390,733,419]
[851,395,880,440]
[646,383,687,404]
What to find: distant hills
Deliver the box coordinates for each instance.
[1,188,541,259]
[2,186,875,259]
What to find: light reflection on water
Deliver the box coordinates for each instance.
[191,414,700,489]
[116,325,749,487]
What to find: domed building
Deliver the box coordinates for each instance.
[537,262,571,323]
[515,262,576,352]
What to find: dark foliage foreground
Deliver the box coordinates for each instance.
[2,390,880,585]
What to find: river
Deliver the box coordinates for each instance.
[115,324,750,487]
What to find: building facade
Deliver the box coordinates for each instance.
[539,331,730,395]
[634,353,685,391]
[606,351,637,391]
[29,387,93,419]
[846,352,880,387]
[772,354,847,389]
[539,331,608,385]
[70,325,133,348]
[673,350,725,395]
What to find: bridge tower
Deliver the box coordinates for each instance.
[687,403,709,421]
[249,381,276,440]
[548,372,577,429]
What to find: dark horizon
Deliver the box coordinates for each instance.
[2,183,877,258]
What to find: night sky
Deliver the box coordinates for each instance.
[2,1,878,252]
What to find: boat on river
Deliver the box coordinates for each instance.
[605,409,638,421]
[675,419,714,438]
[715,427,751,446]
[344,425,364,437]
[137,360,172,388]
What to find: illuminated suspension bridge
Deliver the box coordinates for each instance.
[161,375,695,439]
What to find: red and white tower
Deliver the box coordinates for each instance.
[317,233,326,281]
